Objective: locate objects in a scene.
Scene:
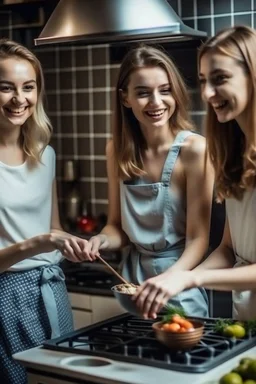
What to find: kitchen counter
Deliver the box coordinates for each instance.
[13,344,256,384]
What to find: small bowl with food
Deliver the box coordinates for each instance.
[152,311,204,350]
[111,283,140,316]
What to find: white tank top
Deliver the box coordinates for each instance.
[226,188,256,263]
[226,188,256,320]
[0,145,63,271]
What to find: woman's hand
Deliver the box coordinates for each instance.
[82,234,109,258]
[132,270,195,319]
[38,232,99,263]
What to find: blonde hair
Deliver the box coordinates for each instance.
[198,26,256,201]
[0,38,52,165]
[113,44,195,179]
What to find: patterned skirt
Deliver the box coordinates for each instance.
[0,264,74,384]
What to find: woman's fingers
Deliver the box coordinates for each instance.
[139,288,159,319]
[133,277,175,319]
[68,238,85,260]
[89,236,102,256]
[50,232,109,262]
[147,292,169,319]
[62,243,80,262]
[77,239,96,261]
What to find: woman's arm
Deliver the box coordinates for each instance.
[82,140,129,257]
[49,179,98,262]
[195,216,235,270]
[0,179,58,272]
[0,180,95,273]
[191,218,255,291]
[193,263,256,291]
[0,236,54,273]
[170,134,215,271]
[133,215,236,317]
[98,140,129,249]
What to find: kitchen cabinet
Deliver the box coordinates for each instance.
[91,295,125,324]
[72,309,93,330]
[28,372,97,384]
[28,373,74,384]
[68,292,125,330]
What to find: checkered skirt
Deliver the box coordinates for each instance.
[0,265,73,384]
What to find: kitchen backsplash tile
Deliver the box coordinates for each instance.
[76,93,90,111]
[60,116,73,134]
[197,0,211,16]
[234,13,252,25]
[179,0,194,17]
[77,138,91,157]
[197,17,212,36]
[234,0,252,12]
[215,16,232,33]
[37,49,56,69]
[59,71,73,89]
[93,92,107,111]
[76,70,89,89]
[213,0,231,14]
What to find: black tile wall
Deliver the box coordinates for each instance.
[0,0,254,317]
[234,0,252,12]
[213,0,231,14]
[197,0,211,16]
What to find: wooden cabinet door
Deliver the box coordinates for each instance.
[91,296,125,324]
[72,309,92,330]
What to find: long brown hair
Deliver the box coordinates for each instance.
[198,26,256,201]
[0,38,52,165]
[113,45,195,179]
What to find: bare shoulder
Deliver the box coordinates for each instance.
[180,133,207,163]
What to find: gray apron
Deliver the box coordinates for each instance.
[120,130,209,317]
[0,264,73,384]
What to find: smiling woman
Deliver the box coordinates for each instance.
[0,38,94,384]
[147,25,256,323]
[81,44,215,320]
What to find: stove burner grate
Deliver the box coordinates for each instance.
[43,314,256,373]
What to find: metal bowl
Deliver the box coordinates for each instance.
[111,284,140,316]
[152,319,204,350]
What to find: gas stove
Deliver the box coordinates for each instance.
[14,313,256,384]
[43,313,256,373]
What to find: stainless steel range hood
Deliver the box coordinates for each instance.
[34,0,207,46]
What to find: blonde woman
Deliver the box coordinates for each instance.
[134,26,256,321]
[84,45,214,319]
[0,39,93,384]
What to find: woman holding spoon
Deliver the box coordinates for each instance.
[84,45,214,318]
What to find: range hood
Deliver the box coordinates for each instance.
[34,0,207,46]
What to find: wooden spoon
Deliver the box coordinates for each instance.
[96,254,136,287]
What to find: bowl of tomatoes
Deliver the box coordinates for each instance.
[152,313,204,350]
